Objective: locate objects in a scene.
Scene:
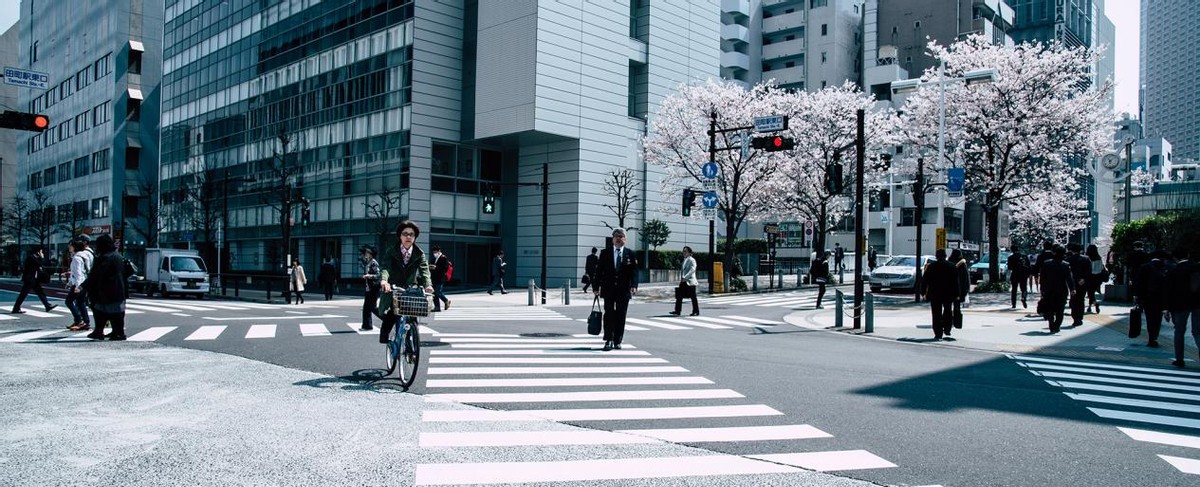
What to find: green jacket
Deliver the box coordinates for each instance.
[377,243,431,316]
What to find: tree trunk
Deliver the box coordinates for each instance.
[816,201,828,255]
[724,211,737,284]
[986,204,1001,283]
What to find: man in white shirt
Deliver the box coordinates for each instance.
[65,235,95,331]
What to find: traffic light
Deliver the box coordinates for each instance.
[750,136,795,152]
[301,207,311,226]
[0,110,49,132]
[682,188,697,216]
[482,194,495,214]
[825,163,844,194]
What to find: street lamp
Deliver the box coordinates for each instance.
[892,62,997,301]
[219,170,255,295]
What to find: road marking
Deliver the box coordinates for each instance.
[655,317,730,329]
[427,357,669,364]
[424,366,690,375]
[1012,354,1200,378]
[1065,392,1200,414]
[445,343,631,349]
[437,337,603,344]
[344,323,374,335]
[422,404,783,422]
[0,329,63,342]
[202,314,347,321]
[56,331,98,342]
[124,303,185,312]
[299,323,331,336]
[1023,362,1200,385]
[187,303,253,310]
[0,314,16,321]
[749,450,897,471]
[414,455,800,485]
[128,327,176,341]
[618,424,832,443]
[17,309,59,318]
[1118,427,1200,449]
[419,430,659,447]
[245,324,277,339]
[137,302,220,311]
[625,317,689,330]
[1047,380,1200,402]
[722,315,787,325]
[687,316,761,328]
[429,349,652,356]
[421,332,520,338]
[1032,371,1200,393]
[184,326,227,341]
[1088,407,1200,429]
[1158,455,1200,475]
[425,376,714,388]
[172,313,191,317]
[425,388,743,403]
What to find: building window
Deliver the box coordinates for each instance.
[785,61,795,68]
[92,149,111,172]
[129,50,143,75]
[58,162,72,182]
[821,80,827,89]
[821,52,827,63]
[127,98,142,121]
[892,26,898,34]
[31,41,38,63]
[627,60,648,120]
[42,167,56,186]
[29,172,41,190]
[811,0,827,7]
[432,142,455,176]
[74,156,91,177]
[125,147,141,169]
[915,21,921,29]
[821,24,828,36]
[92,197,109,219]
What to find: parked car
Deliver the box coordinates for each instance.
[869,255,934,292]
[969,252,1011,284]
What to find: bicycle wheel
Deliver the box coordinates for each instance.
[396,318,421,388]
[384,317,401,375]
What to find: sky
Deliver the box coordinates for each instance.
[0,0,1142,115]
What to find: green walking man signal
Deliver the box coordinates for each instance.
[482,194,495,214]
[682,188,698,216]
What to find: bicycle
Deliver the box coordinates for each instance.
[384,287,429,388]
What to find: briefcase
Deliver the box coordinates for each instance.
[587,296,603,336]
[1128,306,1142,338]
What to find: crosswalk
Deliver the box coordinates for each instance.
[1011,354,1200,476]
[416,334,899,485]
[0,321,380,343]
[699,289,910,310]
[0,297,287,321]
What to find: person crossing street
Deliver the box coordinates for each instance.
[11,247,57,315]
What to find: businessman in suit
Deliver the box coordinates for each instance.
[594,228,639,351]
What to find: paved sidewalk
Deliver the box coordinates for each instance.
[787,291,1196,368]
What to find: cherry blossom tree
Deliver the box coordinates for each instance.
[1008,187,1090,248]
[760,82,898,254]
[900,35,1114,282]
[643,79,783,277]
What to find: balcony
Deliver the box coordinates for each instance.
[762,37,804,61]
[762,0,803,7]
[763,66,804,86]
[763,9,805,34]
[721,51,750,72]
[721,0,749,18]
[721,23,749,44]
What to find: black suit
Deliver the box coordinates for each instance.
[1039,258,1075,332]
[1066,253,1092,325]
[921,259,959,338]
[12,254,53,312]
[594,246,639,346]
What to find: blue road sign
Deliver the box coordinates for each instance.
[702,191,718,209]
[702,161,719,179]
[947,167,965,193]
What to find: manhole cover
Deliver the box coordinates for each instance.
[520,332,570,338]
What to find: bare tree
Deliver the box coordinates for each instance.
[3,194,31,251]
[27,190,57,249]
[127,179,165,248]
[260,130,301,269]
[180,164,221,266]
[364,185,402,251]
[601,168,641,231]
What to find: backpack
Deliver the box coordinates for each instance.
[445,259,454,281]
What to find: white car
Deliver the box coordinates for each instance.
[869,255,934,292]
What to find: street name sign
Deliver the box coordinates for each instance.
[753,115,788,133]
[3,67,50,89]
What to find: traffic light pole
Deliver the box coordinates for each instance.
[488,171,550,304]
[853,109,865,329]
[706,112,757,295]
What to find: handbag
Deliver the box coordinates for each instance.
[1128,306,1142,338]
[953,306,963,329]
[581,274,590,285]
[587,296,603,336]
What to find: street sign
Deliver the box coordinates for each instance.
[3,66,50,89]
[763,224,779,235]
[740,132,750,159]
[702,161,719,179]
[183,232,195,242]
[753,115,788,133]
[880,211,891,224]
[702,178,718,191]
[702,208,716,220]
[701,191,718,209]
[935,227,947,250]
[946,167,965,193]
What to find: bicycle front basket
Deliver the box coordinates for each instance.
[393,288,432,317]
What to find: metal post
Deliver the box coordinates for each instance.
[835,289,844,328]
[865,292,874,333]
[854,109,865,329]
[914,157,924,302]
[1124,141,1133,223]
[708,112,718,295]
[563,281,570,305]
[753,268,759,291]
[541,163,548,305]
[528,279,535,306]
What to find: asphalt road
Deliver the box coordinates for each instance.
[2,288,1196,486]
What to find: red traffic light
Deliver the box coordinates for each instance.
[33,115,49,130]
[0,110,50,132]
[772,137,783,148]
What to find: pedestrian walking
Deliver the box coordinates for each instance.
[429,245,452,312]
[360,245,381,331]
[318,257,337,300]
[867,246,878,272]
[487,250,507,295]
[810,251,831,309]
[82,235,131,341]
[593,228,639,351]
[1134,250,1173,348]
[65,236,94,331]
[11,247,57,314]
[669,246,699,316]
[1126,241,1149,288]
[950,249,970,332]
[288,258,307,304]
[581,247,599,293]
[377,221,434,344]
[1027,251,1040,293]
[1166,248,1200,367]
[1008,245,1029,309]
[921,249,959,340]
[1086,244,1106,313]
[1039,245,1075,333]
[1066,243,1092,327]
[834,243,846,273]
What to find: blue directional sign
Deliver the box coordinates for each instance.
[702,191,719,209]
[701,161,719,179]
[947,167,965,193]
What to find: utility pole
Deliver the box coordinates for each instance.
[708,112,717,294]
[914,157,924,303]
[853,109,865,329]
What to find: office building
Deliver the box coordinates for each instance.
[1141,0,1198,162]
[15,0,163,264]
[159,0,718,286]
[721,0,863,92]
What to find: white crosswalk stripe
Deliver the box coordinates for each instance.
[413,336,898,485]
[1011,354,1200,476]
[434,307,572,321]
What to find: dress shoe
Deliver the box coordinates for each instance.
[86,331,105,340]
[46,304,58,312]
[690,311,700,316]
[444,300,451,310]
[1172,359,1186,368]
[360,326,374,331]
[11,310,25,314]
[1147,340,1160,348]
[487,291,493,295]
[602,341,613,351]
[613,343,622,350]
[501,291,508,294]
[106,333,126,341]
[668,311,680,316]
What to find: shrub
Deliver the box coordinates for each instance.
[973,280,1009,294]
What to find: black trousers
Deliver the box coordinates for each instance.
[1010,276,1027,307]
[363,287,380,328]
[815,281,827,307]
[673,284,699,314]
[1043,295,1067,331]
[929,299,953,337]
[12,280,52,311]
[602,296,631,345]
[322,282,335,300]
[92,310,126,336]
[1145,305,1164,342]
[1069,285,1086,325]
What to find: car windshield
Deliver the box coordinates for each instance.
[884,256,920,267]
[170,256,206,272]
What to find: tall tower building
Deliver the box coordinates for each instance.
[721,0,863,92]
[16,0,163,261]
[1141,0,1198,162]
[160,0,718,285]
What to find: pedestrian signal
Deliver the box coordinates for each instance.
[482,194,495,214]
[682,188,698,216]
[825,163,844,194]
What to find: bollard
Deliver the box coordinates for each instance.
[563,281,570,305]
[865,292,874,333]
[234,277,240,297]
[835,290,844,328]
[753,269,759,291]
[266,280,273,304]
[777,271,783,289]
[796,270,802,288]
[528,280,535,306]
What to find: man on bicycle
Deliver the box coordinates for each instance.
[377,220,434,343]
